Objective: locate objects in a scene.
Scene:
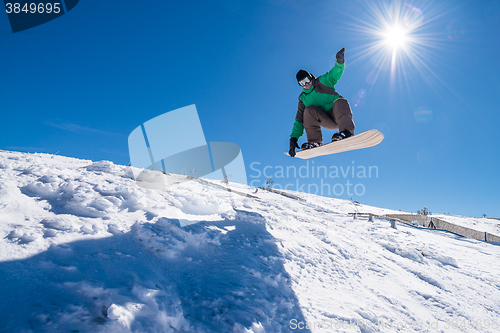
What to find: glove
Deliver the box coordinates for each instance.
[336,47,345,64]
[289,137,299,157]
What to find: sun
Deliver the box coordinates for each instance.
[383,25,409,50]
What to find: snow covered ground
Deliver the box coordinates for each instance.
[1,150,500,332]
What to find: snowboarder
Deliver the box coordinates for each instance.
[288,48,355,157]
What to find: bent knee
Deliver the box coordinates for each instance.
[304,105,318,113]
[333,99,352,116]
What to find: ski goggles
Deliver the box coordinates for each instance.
[298,76,311,87]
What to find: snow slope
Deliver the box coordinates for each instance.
[1,150,500,332]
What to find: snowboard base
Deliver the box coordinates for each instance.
[286,129,384,159]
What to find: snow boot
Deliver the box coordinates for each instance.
[301,142,322,150]
[331,130,353,142]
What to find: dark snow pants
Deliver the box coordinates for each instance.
[303,98,355,143]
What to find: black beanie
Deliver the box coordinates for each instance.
[296,69,311,82]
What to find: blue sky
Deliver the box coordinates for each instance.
[1,0,499,217]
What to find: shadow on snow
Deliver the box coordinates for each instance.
[0,209,310,333]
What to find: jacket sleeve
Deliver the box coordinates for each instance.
[321,61,345,86]
[290,99,306,139]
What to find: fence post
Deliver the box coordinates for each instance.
[353,213,357,220]
[390,219,397,229]
[368,214,373,222]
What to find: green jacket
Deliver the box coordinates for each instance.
[290,61,345,139]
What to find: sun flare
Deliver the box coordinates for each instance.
[341,0,445,83]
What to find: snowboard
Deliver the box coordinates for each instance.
[286,129,384,159]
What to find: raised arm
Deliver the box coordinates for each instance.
[321,48,346,86]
